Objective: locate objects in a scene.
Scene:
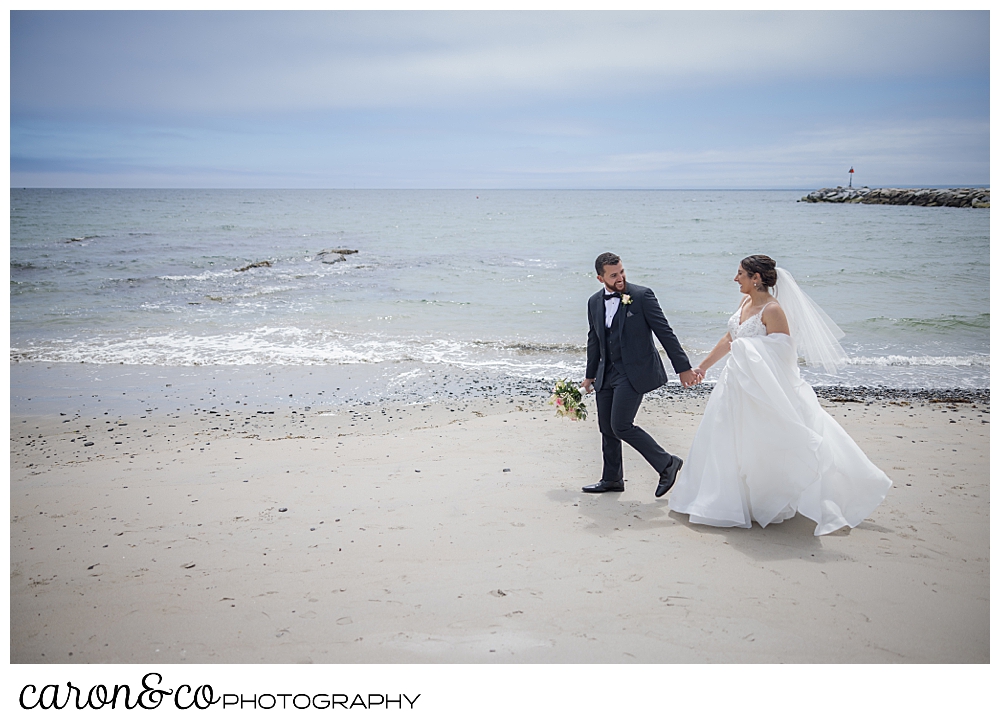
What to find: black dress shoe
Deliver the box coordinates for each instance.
[582,479,625,493]
[655,455,683,498]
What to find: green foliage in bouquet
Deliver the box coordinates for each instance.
[549,378,587,421]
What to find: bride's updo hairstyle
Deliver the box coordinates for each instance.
[740,254,778,289]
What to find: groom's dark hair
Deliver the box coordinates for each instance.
[595,252,621,276]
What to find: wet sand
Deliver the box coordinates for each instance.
[10,380,989,664]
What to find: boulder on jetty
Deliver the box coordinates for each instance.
[800,187,988,208]
[315,248,359,264]
[234,260,272,272]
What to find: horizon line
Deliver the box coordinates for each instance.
[9,185,990,192]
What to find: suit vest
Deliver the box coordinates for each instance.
[605,303,624,366]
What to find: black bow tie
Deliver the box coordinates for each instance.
[604,292,621,300]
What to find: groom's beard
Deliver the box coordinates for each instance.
[605,279,626,293]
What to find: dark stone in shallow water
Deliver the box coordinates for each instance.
[234,260,273,272]
[315,248,359,264]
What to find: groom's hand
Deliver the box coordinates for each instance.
[582,378,594,394]
[678,370,699,388]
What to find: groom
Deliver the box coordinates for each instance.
[583,252,699,498]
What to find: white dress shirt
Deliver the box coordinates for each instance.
[603,289,621,328]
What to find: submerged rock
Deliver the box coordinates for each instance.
[234,260,273,272]
[315,248,359,264]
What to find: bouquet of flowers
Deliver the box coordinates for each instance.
[549,379,587,421]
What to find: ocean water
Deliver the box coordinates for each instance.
[10,189,990,394]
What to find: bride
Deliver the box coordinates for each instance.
[668,255,892,536]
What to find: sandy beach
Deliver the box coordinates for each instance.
[10,373,989,664]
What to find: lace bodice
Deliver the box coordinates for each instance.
[728,302,775,340]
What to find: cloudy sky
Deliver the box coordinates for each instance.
[10,10,989,189]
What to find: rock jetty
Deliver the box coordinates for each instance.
[799,187,989,208]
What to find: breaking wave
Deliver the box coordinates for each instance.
[9,327,585,378]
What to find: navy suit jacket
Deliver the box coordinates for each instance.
[586,282,692,394]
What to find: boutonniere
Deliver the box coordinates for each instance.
[621,294,632,305]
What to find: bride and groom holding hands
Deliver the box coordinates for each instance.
[581,251,892,536]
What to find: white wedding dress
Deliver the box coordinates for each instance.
[669,301,892,536]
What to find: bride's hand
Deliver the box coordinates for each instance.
[678,369,698,388]
[692,367,706,383]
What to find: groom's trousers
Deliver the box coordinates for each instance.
[596,362,673,482]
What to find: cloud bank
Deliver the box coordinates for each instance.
[10,11,989,188]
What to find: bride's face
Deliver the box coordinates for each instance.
[734,266,756,294]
